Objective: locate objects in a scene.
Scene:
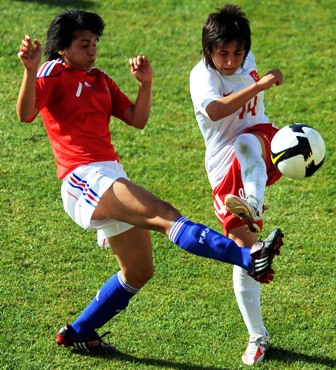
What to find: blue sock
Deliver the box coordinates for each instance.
[169,217,252,272]
[70,271,139,338]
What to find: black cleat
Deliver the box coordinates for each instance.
[249,228,284,283]
[56,324,115,355]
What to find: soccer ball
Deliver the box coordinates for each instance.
[271,124,326,179]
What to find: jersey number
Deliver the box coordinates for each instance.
[239,96,258,119]
[214,194,226,224]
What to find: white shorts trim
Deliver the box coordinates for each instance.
[96,223,133,248]
[61,161,134,247]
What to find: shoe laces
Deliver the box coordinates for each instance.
[238,188,247,199]
[90,330,112,347]
[74,331,113,353]
[246,336,269,353]
[99,331,111,340]
[247,195,262,216]
[238,190,262,217]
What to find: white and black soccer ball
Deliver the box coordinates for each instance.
[271,124,326,179]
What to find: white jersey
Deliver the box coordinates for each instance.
[190,52,269,189]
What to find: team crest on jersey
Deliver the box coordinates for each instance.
[250,70,260,82]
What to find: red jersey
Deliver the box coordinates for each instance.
[33,59,134,179]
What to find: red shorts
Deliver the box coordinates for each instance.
[212,123,282,236]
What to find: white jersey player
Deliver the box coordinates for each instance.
[191,51,269,190]
[190,4,284,366]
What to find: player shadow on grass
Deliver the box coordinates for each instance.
[15,0,95,8]
[74,347,336,370]
[74,348,232,370]
[268,346,336,368]
[71,345,336,370]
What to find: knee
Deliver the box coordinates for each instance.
[123,264,155,288]
[235,134,262,155]
[139,264,155,285]
[235,134,251,154]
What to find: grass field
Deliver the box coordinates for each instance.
[0,0,335,369]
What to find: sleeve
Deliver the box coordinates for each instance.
[25,77,54,123]
[35,62,62,112]
[25,63,56,122]
[104,74,134,123]
[190,63,222,117]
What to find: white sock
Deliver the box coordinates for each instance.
[234,134,267,210]
[233,265,266,339]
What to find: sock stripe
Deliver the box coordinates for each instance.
[169,216,188,242]
[117,271,140,294]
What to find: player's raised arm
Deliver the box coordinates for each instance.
[206,68,284,122]
[257,68,283,89]
[124,55,152,129]
[16,35,41,122]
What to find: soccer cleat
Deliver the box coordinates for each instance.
[56,324,115,354]
[249,228,284,283]
[225,194,262,233]
[242,331,270,365]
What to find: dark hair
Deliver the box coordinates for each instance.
[202,4,251,69]
[44,10,105,61]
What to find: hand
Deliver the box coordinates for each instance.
[17,35,41,70]
[129,55,152,83]
[257,68,283,90]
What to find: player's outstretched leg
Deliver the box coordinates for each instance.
[170,217,283,282]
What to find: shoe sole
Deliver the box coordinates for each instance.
[56,327,116,354]
[225,195,261,233]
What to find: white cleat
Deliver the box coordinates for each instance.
[225,194,262,233]
[242,331,270,365]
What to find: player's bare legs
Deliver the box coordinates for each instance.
[227,225,257,247]
[56,178,282,353]
[109,227,154,289]
[56,227,154,353]
[92,178,180,235]
[93,177,281,278]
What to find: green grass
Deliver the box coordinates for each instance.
[1,0,335,369]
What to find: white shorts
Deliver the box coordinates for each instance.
[61,161,134,247]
